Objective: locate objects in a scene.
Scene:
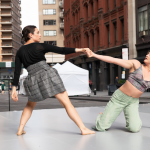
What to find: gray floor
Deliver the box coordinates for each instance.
[0,105,150,150]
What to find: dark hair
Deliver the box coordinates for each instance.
[147,50,150,54]
[21,25,37,43]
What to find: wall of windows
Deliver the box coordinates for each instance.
[44,30,56,36]
[43,9,56,15]
[43,0,55,4]
[43,20,56,25]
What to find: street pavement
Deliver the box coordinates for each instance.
[0,92,107,112]
[70,90,150,103]
[0,90,149,112]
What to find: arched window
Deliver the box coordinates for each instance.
[84,3,88,21]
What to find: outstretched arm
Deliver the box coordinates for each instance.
[88,51,134,69]
[41,43,90,55]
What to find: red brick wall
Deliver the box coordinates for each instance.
[64,0,128,61]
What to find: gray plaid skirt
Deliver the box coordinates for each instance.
[23,61,66,102]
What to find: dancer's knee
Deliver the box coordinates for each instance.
[26,101,37,109]
[55,92,71,108]
[126,124,141,133]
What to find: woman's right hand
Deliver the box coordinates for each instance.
[86,50,95,57]
[11,87,18,102]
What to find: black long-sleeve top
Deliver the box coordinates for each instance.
[12,42,75,86]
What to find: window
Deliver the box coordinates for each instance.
[106,25,110,47]
[44,41,57,46]
[44,30,56,36]
[121,19,124,41]
[138,5,148,36]
[91,2,94,16]
[43,0,55,4]
[149,4,150,34]
[43,9,56,15]
[107,0,109,11]
[113,22,117,45]
[43,20,56,25]
[115,0,116,8]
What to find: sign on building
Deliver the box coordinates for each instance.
[122,48,128,60]
[122,48,128,79]
[6,62,11,68]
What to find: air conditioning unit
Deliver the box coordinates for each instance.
[140,31,146,37]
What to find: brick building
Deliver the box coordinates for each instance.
[0,0,22,90]
[64,0,129,91]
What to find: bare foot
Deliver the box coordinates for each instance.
[17,130,26,136]
[99,112,103,114]
[81,127,95,135]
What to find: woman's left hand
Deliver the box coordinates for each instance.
[11,87,18,102]
[83,48,94,57]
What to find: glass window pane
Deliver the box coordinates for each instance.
[44,30,56,36]
[138,5,147,13]
[53,9,56,14]
[139,12,143,31]
[144,11,148,30]
[43,0,55,4]
[48,9,53,14]
[149,4,150,30]
[43,9,45,15]
[49,0,55,4]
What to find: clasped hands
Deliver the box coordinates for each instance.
[82,48,94,57]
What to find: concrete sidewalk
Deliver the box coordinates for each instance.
[82,90,150,99]
[69,90,150,104]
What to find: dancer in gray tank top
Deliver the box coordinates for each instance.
[86,50,150,132]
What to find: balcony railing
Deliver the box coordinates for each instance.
[2,57,13,62]
[0,27,12,31]
[59,12,64,18]
[59,1,63,8]
[0,3,11,8]
[60,23,64,29]
[1,50,13,54]
[0,19,12,23]
[0,13,11,16]
[0,36,12,39]
[0,44,12,47]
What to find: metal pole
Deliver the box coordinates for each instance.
[52,52,53,63]
[8,79,10,111]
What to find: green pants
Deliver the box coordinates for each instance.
[95,89,142,132]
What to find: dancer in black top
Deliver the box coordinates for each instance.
[12,25,95,136]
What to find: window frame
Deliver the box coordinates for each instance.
[43,30,57,36]
[138,5,149,36]
[43,0,56,5]
[43,20,56,25]
[43,9,56,15]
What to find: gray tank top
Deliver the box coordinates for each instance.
[127,65,150,92]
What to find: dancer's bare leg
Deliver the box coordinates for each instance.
[55,91,95,135]
[17,101,37,136]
